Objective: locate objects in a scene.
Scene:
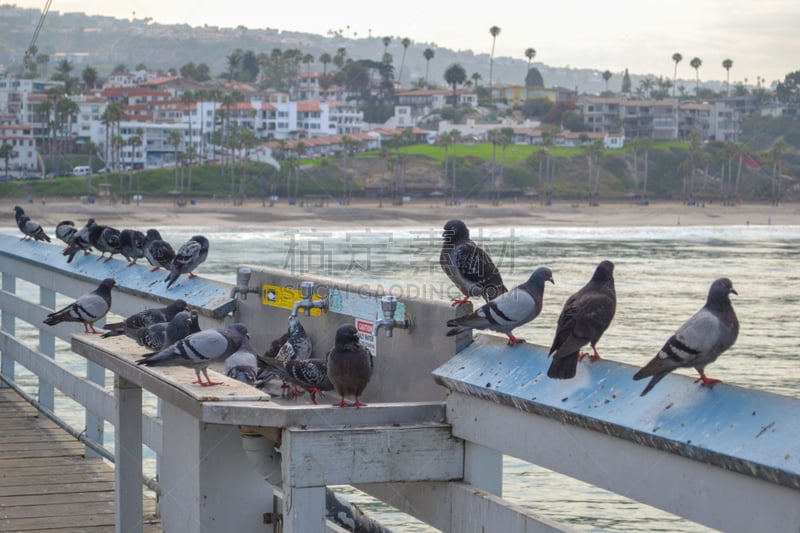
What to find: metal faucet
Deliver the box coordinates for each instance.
[230,268,260,300]
[291,281,328,317]
[374,296,411,337]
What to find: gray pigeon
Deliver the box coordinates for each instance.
[225,348,259,386]
[101,299,189,338]
[547,260,617,380]
[275,315,312,364]
[119,229,146,267]
[93,226,122,262]
[633,278,739,396]
[446,266,554,345]
[64,218,97,263]
[165,235,209,288]
[440,219,507,306]
[14,206,51,242]
[258,358,333,404]
[137,323,250,386]
[326,324,374,407]
[55,220,77,249]
[143,229,176,272]
[134,310,194,351]
[43,278,116,334]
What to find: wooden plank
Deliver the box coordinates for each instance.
[0,513,118,531]
[1,471,115,487]
[283,424,464,488]
[0,461,110,477]
[0,456,105,469]
[0,480,116,497]
[0,500,115,520]
[0,490,115,508]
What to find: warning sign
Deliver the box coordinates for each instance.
[260,284,323,316]
[355,318,377,357]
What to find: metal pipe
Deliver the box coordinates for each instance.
[0,372,161,495]
[230,267,260,300]
[290,281,328,317]
[374,296,411,337]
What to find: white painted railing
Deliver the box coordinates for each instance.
[2,235,799,533]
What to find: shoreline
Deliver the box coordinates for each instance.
[4,197,800,231]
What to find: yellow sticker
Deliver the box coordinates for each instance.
[260,284,323,316]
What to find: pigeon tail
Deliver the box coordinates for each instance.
[547,352,580,379]
[634,370,670,396]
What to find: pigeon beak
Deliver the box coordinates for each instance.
[730,288,738,296]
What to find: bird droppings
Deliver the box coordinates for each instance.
[752,411,757,416]
[561,397,568,402]
[653,426,660,433]
[604,399,610,404]
[665,403,674,410]
[755,421,776,438]
[485,382,492,388]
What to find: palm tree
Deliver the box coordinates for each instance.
[602,70,612,91]
[444,63,467,107]
[319,52,332,75]
[167,130,183,190]
[722,59,734,96]
[82,66,98,90]
[0,143,14,176]
[302,53,314,75]
[382,37,391,55]
[226,49,242,82]
[671,53,682,97]
[422,48,435,88]
[690,57,702,88]
[524,48,536,84]
[488,26,501,104]
[398,37,412,87]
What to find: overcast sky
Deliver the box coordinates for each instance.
[15,0,799,86]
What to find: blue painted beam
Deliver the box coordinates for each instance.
[433,334,800,490]
[0,235,235,318]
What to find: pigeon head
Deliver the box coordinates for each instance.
[288,315,303,335]
[708,277,737,307]
[145,228,162,240]
[442,219,469,244]
[591,260,615,284]
[334,324,360,346]
[14,206,24,216]
[528,266,555,288]
[100,278,117,290]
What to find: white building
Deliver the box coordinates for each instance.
[0,122,39,174]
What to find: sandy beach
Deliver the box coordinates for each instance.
[4,197,800,231]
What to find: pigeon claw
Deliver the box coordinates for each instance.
[506,334,525,345]
[150,266,160,272]
[695,374,722,388]
[450,297,470,306]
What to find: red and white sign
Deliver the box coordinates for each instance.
[355,319,377,356]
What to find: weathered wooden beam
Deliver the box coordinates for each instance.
[282,424,464,488]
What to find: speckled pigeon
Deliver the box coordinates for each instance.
[133,310,194,351]
[14,206,51,242]
[225,348,260,386]
[119,229,146,267]
[43,278,115,334]
[259,358,333,404]
[143,229,176,272]
[275,315,312,364]
[93,226,122,262]
[440,219,508,306]
[547,260,617,380]
[634,278,739,396]
[326,324,374,407]
[101,299,188,339]
[446,266,554,345]
[137,323,250,387]
[165,235,209,288]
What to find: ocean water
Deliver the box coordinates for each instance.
[4,222,799,532]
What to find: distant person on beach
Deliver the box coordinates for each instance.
[41,197,46,206]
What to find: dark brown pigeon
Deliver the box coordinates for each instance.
[547,260,617,379]
[440,219,508,306]
[326,324,373,407]
[101,299,188,339]
[634,278,739,396]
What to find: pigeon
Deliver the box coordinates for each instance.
[101,299,189,338]
[165,235,209,289]
[119,229,146,267]
[326,324,374,407]
[258,358,333,404]
[14,206,51,242]
[143,229,176,272]
[633,278,739,396]
[133,310,194,351]
[225,348,260,386]
[446,266,554,345]
[136,323,250,387]
[55,220,77,249]
[440,219,507,306]
[92,226,122,262]
[275,315,312,364]
[64,218,97,263]
[43,278,116,334]
[547,260,617,380]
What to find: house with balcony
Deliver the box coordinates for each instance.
[0,123,38,174]
[678,103,711,140]
[579,97,679,140]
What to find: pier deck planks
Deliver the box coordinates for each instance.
[0,388,160,532]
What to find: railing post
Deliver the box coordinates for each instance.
[85,360,106,457]
[1,274,16,385]
[464,442,503,496]
[38,286,55,411]
[115,375,143,533]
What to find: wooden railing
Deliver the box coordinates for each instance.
[2,234,799,533]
